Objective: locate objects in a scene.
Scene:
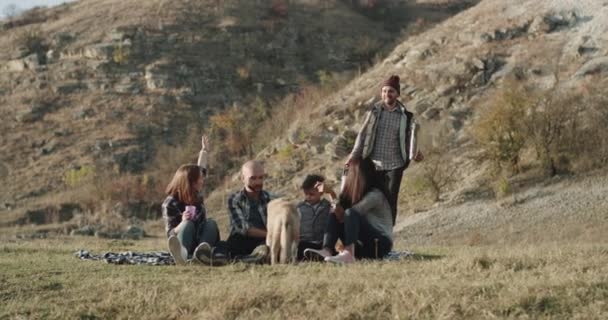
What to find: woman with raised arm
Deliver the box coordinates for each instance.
[304,158,393,264]
[162,135,220,265]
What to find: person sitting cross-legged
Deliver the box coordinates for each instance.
[305,158,393,264]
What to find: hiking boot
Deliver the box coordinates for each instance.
[303,248,331,261]
[168,235,187,266]
[325,251,355,264]
[238,244,269,265]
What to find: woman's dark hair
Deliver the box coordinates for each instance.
[165,164,202,205]
[301,174,325,190]
[339,158,377,208]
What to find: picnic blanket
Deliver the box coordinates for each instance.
[75,250,175,265]
[75,249,415,266]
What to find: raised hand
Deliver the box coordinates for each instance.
[201,135,209,152]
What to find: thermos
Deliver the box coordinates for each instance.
[409,119,419,161]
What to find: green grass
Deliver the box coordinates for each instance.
[1,236,607,319]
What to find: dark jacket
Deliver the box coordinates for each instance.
[161,196,206,237]
[297,199,331,243]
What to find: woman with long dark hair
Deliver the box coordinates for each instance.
[162,136,220,265]
[304,158,393,263]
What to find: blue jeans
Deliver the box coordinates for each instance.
[175,219,220,255]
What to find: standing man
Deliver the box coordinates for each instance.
[226,160,274,257]
[346,75,423,226]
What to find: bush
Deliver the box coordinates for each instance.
[566,79,608,171]
[64,166,95,188]
[473,77,608,187]
[472,82,530,174]
[420,150,458,202]
[12,27,48,58]
[112,43,130,65]
[523,91,577,176]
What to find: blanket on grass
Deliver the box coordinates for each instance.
[75,249,414,265]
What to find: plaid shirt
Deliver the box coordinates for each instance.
[369,107,406,170]
[227,189,274,236]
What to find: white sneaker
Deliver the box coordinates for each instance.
[303,248,331,260]
[325,251,355,264]
[168,235,187,266]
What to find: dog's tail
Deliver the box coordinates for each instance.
[279,219,292,264]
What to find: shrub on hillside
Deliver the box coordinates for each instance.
[472,82,530,174]
[112,43,130,65]
[474,77,608,185]
[12,27,48,58]
[566,79,608,172]
[418,149,458,202]
[523,91,577,176]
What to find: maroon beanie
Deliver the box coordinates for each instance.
[382,75,400,94]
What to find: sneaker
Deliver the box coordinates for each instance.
[209,251,229,267]
[193,242,212,265]
[325,251,355,264]
[303,248,331,261]
[168,235,187,266]
[239,244,269,265]
[193,242,228,266]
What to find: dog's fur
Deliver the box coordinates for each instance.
[266,199,300,265]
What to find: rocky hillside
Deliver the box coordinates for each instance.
[0,0,475,227]
[216,0,608,233]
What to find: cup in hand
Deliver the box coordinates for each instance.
[185,205,197,219]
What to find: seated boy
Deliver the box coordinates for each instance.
[297,174,337,260]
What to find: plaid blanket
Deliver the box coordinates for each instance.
[75,250,175,265]
[75,249,415,265]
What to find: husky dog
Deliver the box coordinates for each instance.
[266,199,300,265]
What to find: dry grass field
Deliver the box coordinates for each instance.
[1,233,607,319]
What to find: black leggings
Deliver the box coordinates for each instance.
[374,165,406,226]
[218,233,266,257]
[322,208,392,259]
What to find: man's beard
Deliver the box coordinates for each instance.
[247,184,263,192]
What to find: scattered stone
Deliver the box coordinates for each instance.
[72,107,95,120]
[145,62,174,90]
[39,140,57,156]
[22,54,40,69]
[423,107,441,120]
[436,83,457,97]
[15,104,50,123]
[5,59,26,72]
[1,201,14,211]
[54,82,84,95]
[71,225,96,236]
[471,58,485,70]
[574,57,608,77]
[109,27,136,42]
[124,226,145,240]
[46,50,58,63]
[83,43,115,60]
[529,16,552,34]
